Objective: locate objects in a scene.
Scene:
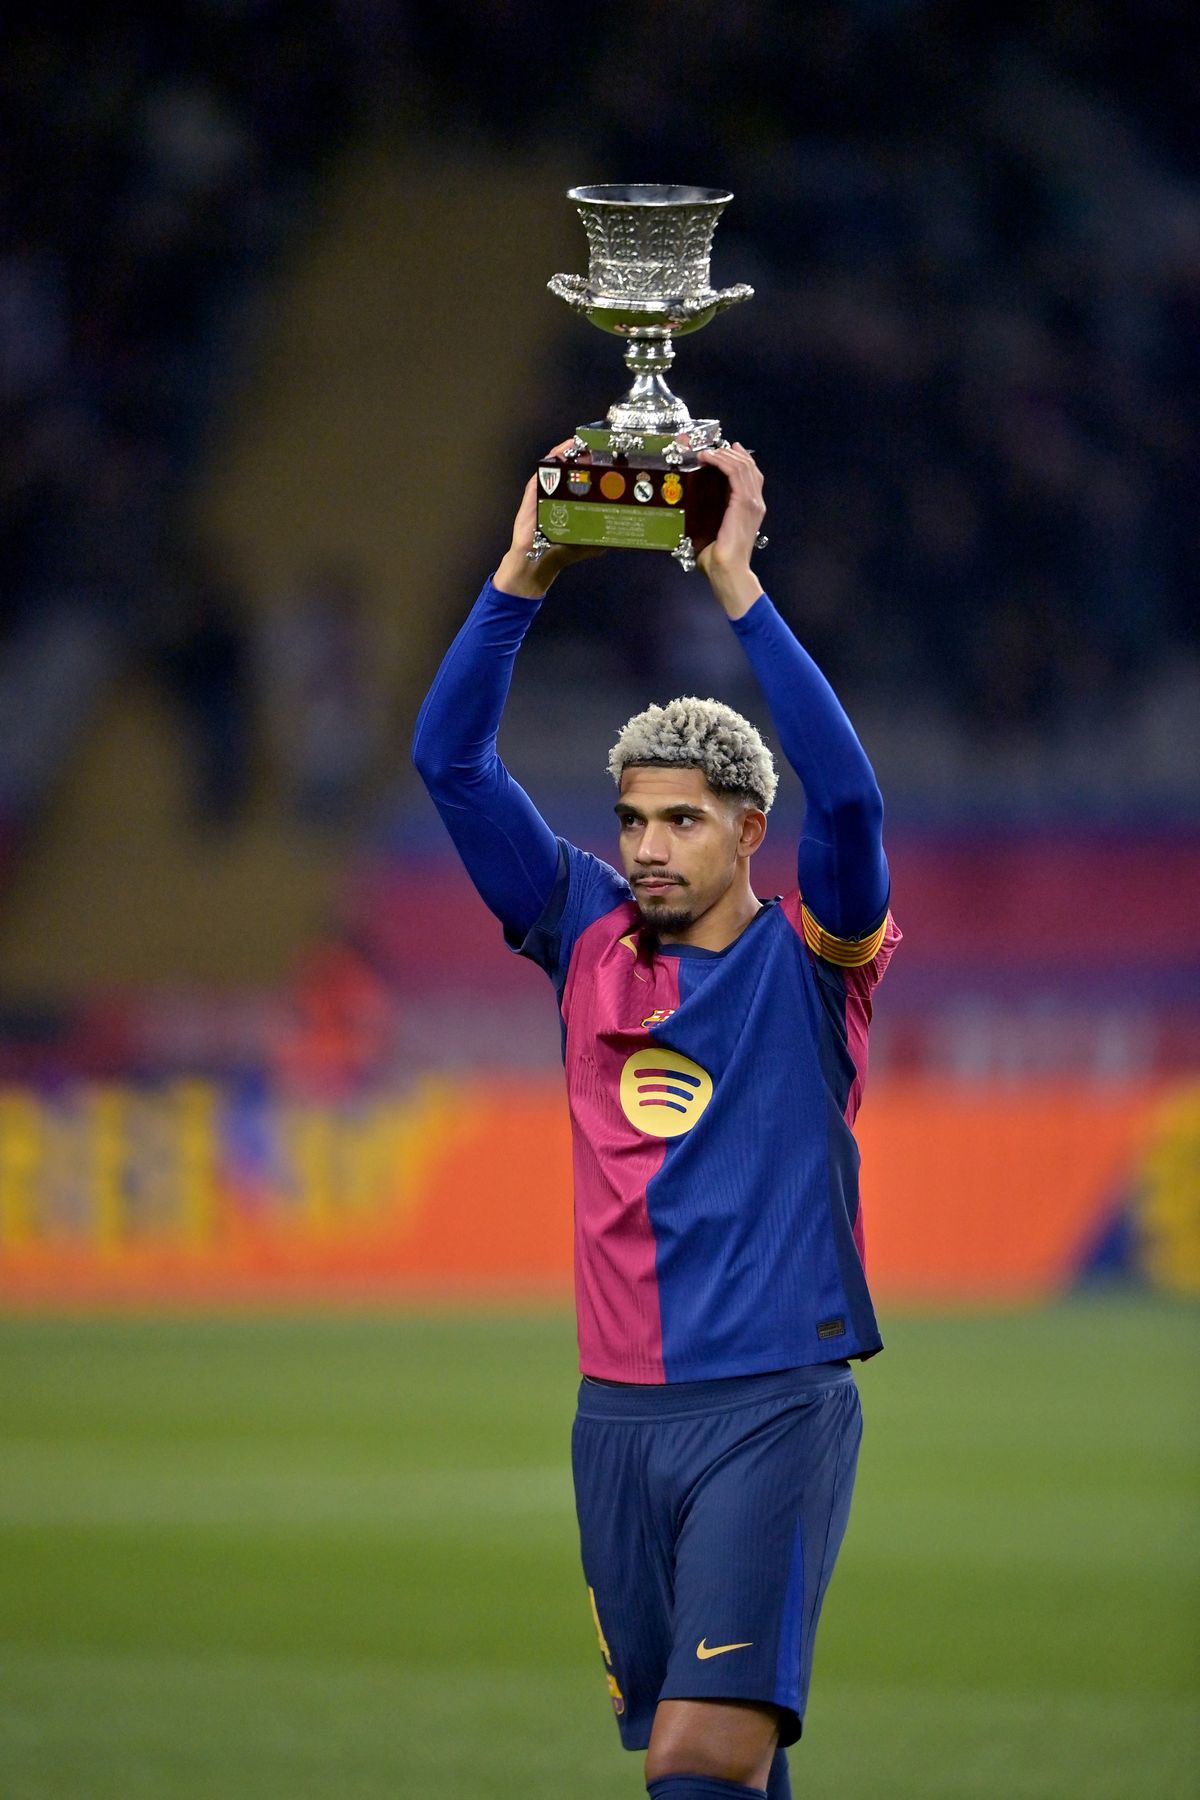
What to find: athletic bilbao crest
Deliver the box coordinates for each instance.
[538,465,561,495]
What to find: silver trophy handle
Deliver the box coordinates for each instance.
[705,282,754,317]
[546,273,753,327]
[546,272,593,313]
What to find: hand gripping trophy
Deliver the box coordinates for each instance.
[530,184,765,574]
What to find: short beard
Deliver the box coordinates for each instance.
[635,899,696,937]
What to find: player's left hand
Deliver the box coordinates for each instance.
[694,443,766,616]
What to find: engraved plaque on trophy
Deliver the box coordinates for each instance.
[531,184,754,573]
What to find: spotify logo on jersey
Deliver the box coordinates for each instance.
[619,1048,713,1139]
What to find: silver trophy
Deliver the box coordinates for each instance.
[533,184,757,571]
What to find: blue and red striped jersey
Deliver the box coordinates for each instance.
[413,575,900,1386]
[518,840,901,1382]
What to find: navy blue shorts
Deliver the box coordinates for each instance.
[572,1362,861,1751]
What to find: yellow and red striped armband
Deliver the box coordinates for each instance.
[800,904,889,968]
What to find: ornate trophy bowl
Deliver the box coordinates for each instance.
[532,184,755,571]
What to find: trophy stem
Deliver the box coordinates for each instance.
[608,336,693,435]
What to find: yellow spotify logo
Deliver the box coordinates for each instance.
[619,1048,713,1139]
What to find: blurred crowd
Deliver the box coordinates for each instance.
[1,1,1197,856]
[518,0,1199,752]
[0,6,371,845]
[0,2,1194,1084]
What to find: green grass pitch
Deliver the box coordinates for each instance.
[0,1297,1195,1798]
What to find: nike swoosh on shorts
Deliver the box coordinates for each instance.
[696,1638,754,1660]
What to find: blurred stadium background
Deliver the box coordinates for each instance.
[0,5,1195,1797]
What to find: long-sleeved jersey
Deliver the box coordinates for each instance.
[413,577,900,1381]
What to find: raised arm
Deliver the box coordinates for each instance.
[411,452,600,940]
[696,445,889,941]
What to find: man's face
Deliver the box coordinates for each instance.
[615,765,759,933]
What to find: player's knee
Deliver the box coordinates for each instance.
[644,1703,777,1788]
[644,1746,759,1783]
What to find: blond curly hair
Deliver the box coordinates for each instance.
[607,695,777,812]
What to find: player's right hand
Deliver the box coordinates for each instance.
[494,442,605,598]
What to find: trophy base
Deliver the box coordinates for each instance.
[534,422,728,573]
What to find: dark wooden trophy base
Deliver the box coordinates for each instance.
[534,424,729,572]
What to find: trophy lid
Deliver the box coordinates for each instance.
[566,184,735,302]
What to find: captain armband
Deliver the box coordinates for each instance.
[800,904,888,969]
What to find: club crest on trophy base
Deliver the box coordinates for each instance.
[531,184,757,574]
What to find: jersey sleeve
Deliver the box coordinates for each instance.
[832,907,902,993]
[510,838,632,993]
[782,891,902,989]
[729,592,890,941]
[799,904,896,976]
[412,576,560,940]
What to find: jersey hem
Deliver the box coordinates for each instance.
[579,1340,881,1384]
